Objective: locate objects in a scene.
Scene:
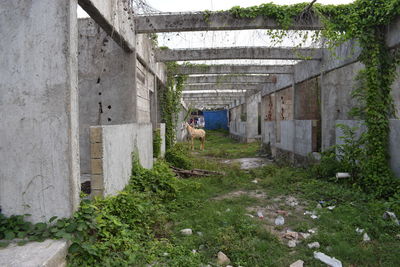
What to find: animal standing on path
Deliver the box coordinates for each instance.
[185,122,206,150]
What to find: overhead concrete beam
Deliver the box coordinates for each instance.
[183,92,245,97]
[78,0,135,52]
[156,47,322,62]
[185,75,276,84]
[135,12,322,33]
[177,64,294,75]
[184,84,261,91]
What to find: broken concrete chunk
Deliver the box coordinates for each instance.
[289,260,304,267]
[257,211,264,219]
[217,251,231,265]
[288,240,297,248]
[283,231,299,240]
[314,251,342,267]
[274,215,285,225]
[308,242,320,249]
[180,228,193,235]
[300,232,311,239]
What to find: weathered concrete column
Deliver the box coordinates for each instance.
[0,0,80,222]
[245,92,261,142]
[78,18,137,178]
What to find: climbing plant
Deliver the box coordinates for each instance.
[216,0,400,197]
[160,61,187,150]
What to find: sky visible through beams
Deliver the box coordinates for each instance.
[77,0,355,66]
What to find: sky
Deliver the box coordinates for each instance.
[144,0,354,13]
[77,0,355,65]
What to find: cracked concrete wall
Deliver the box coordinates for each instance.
[0,0,80,222]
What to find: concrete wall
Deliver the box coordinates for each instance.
[90,123,153,197]
[0,0,80,222]
[78,18,137,178]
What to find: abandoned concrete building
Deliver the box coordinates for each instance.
[0,0,399,265]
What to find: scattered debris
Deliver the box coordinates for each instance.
[300,232,311,239]
[286,196,299,207]
[197,232,203,236]
[162,252,169,256]
[225,208,231,212]
[192,249,197,254]
[327,206,336,210]
[217,251,231,265]
[396,234,400,240]
[311,214,319,220]
[171,166,225,178]
[275,215,285,225]
[276,210,288,216]
[363,233,371,242]
[316,203,323,209]
[308,242,320,249]
[288,240,297,248]
[245,213,255,218]
[304,211,319,219]
[383,211,400,225]
[283,231,299,240]
[356,228,364,234]
[336,172,351,179]
[289,260,304,267]
[257,211,264,219]
[180,228,193,235]
[308,229,316,234]
[251,179,259,184]
[314,251,342,267]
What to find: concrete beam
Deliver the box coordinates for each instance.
[185,75,276,84]
[183,92,245,97]
[78,0,135,52]
[156,47,322,62]
[177,64,294,75]
[183,96,241,101]
[184,84,261,91]
[135,12,322,33]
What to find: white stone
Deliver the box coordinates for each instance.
[363,233,371,242]
[217,251,231,265]
[300,232,311,239]
[289,260,304,267]
[314,251,342,267]
[180,228,193,235]
[275,215,285,225]
[308,242,320,249]
[355,228,364,234]
[288,240,297,248]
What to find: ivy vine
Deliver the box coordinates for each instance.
[222,0,400,197]
[160,62,187,150]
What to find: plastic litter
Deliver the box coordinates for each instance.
[355,228,364,234]
[327,206,336,210]
[363,233,371,242]
[289,260,304,267]
[257,211,264,219]
[251,179,258,184]
[314,251,343,267]
[336,172,350,179]
[383,211,400,225]
[180,228,193,235]
[275,215,285,225]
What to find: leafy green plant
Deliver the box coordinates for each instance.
[165,143,193,170]
[153,128,162,158]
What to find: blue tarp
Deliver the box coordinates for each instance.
[203,110,228,130]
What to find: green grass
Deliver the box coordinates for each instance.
[66,130,400,266]
[189,129,260,159]
[165,131,400,266]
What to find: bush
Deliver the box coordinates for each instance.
[165,143,193,170]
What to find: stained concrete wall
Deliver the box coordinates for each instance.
[0,0,80,222]
[91,123,153,196]
[245,92,261,142]
[78,18,137,178]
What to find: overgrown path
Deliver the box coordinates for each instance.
[168,130,400,266]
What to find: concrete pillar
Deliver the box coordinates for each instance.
[78,18,137,178]
[245,93,260,142]
[0,0,80,222]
